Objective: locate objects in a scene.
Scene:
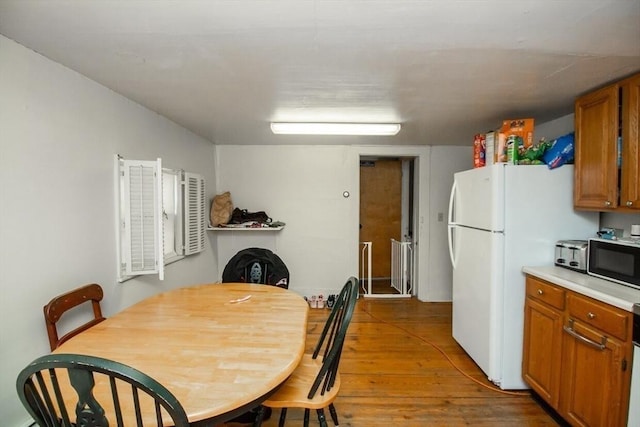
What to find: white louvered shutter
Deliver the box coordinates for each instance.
[122,158,165,279]
[183,172,206,255]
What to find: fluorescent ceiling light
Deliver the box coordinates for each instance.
[270,122,401,136]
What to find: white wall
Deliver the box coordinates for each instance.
[214,145,359,297]
[426,146,472,301]
[0,36,218,427]
[533,113,575,142]
[601,212,640,236]
[214,144,471,302]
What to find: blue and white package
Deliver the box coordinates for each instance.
[542,132,574,169]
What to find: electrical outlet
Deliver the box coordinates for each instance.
[437,212,444,222]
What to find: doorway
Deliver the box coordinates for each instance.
[359,157,415,296]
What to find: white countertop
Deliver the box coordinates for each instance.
[522,265,640,312]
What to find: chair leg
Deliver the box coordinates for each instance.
[252,406,265,427]
[278,408,287,427]
[328,403,339,426]
[316,408,329,427]
[303,408,310,427]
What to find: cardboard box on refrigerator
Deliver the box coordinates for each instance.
[495,132,507,163]
[500,118,534,148]
[485,131,497,165]
[473,134,486,168]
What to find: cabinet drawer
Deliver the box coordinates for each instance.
[526,276,565,310]
[566,293,629,340]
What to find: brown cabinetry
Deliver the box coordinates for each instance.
[522,277,564,407]
[560,293,630,427]
[522,275,633,426]
[620,73,640,209]
[574,72,640,211]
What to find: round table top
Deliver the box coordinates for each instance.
[54,282,309,424]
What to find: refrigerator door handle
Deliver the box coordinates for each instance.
[448,180,458,268]
[448,180,457,226]
[448,225,456,268]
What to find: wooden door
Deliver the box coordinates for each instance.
[359,159,402,279]
[574,84,619,209]
[522,296,563,407]
[560,319,626,427]
[621,73,640,210]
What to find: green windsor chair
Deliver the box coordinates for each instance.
[16,353,189,427]
[253,276,358,427]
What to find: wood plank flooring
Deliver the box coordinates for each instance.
[366,278,401,295]
[227,297,562,426]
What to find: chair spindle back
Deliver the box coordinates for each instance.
[16,353,189,427]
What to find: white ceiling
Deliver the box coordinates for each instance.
[1,0,639,146]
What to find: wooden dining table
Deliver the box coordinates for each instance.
[53,282,309,426]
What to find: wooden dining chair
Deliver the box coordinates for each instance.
[43,283,106,351]
[253,277,359,427]
[16,353,189,427]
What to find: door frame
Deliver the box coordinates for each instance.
[359,157,403,281]
[351,146,431,300]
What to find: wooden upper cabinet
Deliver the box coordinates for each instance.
[574,72,640,211]
[620,73,640,209]
[574,83,619,209]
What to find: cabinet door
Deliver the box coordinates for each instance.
[621,73,640,210]
[560,319,627,427]
[522,297,563,407]
[574,84,619,209]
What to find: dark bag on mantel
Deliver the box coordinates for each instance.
[229,208,271,224]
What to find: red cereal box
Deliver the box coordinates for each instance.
[473,134,486,168]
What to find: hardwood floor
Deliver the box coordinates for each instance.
[366,278,401,295]
[230,297,562,426]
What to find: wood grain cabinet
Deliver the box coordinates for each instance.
[620,73,640,209]
[522,275,633,426]
[522,277,565,407]
[560,293,631,427]
[574,72,640,211]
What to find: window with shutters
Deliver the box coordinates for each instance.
[115,156,206,282]
[183,172,206,255]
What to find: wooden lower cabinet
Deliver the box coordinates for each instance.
[522,275,633,426]
[523,281,564,407]
[560,319,626,426]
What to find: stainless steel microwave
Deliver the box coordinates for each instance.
[587,238,640,290]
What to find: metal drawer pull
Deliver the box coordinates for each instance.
[587,312,596,319]
[563,320,607,350]
[537,289,543,295]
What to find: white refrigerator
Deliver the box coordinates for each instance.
[447,164,599,389]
